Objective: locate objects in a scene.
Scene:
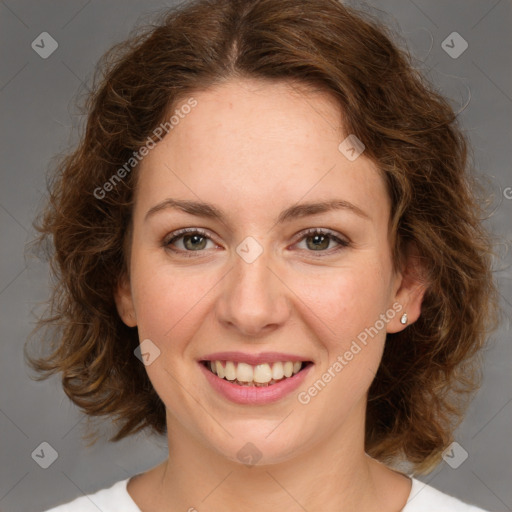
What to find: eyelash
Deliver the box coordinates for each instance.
[163,227,350,258]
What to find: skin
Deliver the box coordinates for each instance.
[115,78,426,512]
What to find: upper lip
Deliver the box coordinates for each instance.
[200,351,312,365]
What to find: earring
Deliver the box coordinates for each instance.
[400,313,408,325]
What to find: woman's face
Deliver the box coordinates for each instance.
[117,78,412,464]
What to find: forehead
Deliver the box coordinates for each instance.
[134,78,389,224]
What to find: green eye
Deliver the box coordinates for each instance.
[164,228,214,254]
[295,229,350,255]
[163,227,349,258]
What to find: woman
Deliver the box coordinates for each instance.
[27,0,499,510]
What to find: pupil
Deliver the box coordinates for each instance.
[185,234,206,250]
[308,234,329,250]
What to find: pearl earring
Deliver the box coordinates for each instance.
[400,313,408,325]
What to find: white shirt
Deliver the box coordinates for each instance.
[43,476,489,511]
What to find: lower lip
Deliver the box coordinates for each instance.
[199,362,313,405]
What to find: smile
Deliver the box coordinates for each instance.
[199,356,314,405]
[201,360,312,387]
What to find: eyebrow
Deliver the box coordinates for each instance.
[144,198,370,224]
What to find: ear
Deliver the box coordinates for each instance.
[114,271,137,327]
[387,243,428,334]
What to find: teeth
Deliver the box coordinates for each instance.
[215,361,225,379]
[224,361,237,381]
[207,360,305,386]
[272,362,284,380]
[253,364,272,384]
[283,361,294,378]
[236,362,253,382]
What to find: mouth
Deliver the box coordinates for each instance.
[200,359,314,387]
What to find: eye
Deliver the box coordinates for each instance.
[164,228,218,256]
[294,228,349,255]
[163,227,350,258]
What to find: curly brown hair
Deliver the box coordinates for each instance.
[25,0,499,474]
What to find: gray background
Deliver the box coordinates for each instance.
[1,0,511,511]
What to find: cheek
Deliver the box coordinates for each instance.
[128,260,219,415]
[296,261,392,395]
[130,253,220,354]
[298,261,391,343]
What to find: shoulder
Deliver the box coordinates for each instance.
[42,478,141,512]
[402,478,490,512]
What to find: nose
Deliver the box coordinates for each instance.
[215,241,291,338]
